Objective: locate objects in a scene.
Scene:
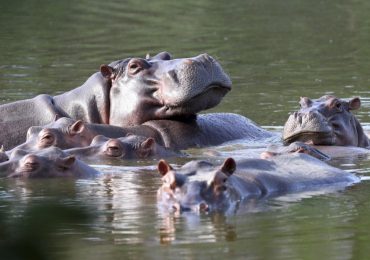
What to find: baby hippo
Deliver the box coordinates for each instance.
[157,154,359,213]
[66,134,182,161]
[0,147,99,178]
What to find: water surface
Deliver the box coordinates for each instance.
[1,0,370,259]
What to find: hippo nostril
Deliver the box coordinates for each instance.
[23,155,40,171]
[199,202,209,212]
[167,70,179,84]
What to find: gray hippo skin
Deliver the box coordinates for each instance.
[0,52,231,150]
[65,134,183,162]
[0,147,99,178]
[283,95,370,147]
[156,154,359,213]
[13,113,274,153]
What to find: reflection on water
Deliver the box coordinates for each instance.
[1,0,370,259]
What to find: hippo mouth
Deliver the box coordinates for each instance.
[283,131,335,146]
[159,83,231,115]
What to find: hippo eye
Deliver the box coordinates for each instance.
[334,101,343,111]
[39,134,55,147]
[127,59,150,75]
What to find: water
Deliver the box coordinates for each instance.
[1,0,370,259]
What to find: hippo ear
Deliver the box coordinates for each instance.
[220,158,236,176]
[100,65,116,79]
[137,138,155,158]
[141,138,155,150]
[69,120,85,136]
[349,97,361,111]
[53,114,61,121]
[58,155,76,170]
[158,159,173,176]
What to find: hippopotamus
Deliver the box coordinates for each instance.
[156,154,359,213]
[260,141,331,160]
[65,134,183,162]
[0,52,231,150]
[0,147,99,178]
[283,95,370,148]
[11,113,274,153]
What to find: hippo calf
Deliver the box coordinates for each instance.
[0,147,99,178]
[12,113,274,155]
[65,135,183,162]
[157,154,359,213]
[283,95,370,148]
[0,52,232,150]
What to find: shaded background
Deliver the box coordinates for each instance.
[1,0,370,259]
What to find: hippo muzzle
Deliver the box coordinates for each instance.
[156,54,232,113]
[283,111,335,145]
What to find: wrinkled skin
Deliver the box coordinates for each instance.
[0,147,99,178]
[66,134,182,161]
[0,52,231,150]
[12,113,274,154]
[283,95,370,148]
[157,154,359,213]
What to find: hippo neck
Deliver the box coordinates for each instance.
[53,72,111,124]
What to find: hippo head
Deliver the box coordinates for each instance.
[283,95,370,147]
[1,148,79,178]
[90,135,158,159]
[100,52,232,126]
[157,158,238,213]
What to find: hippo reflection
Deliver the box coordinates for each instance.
[0,52,232,150]
[157,154,359,213]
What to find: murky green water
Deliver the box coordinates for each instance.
[1,0,370,259]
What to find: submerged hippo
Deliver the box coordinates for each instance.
[13,113,274,153]
[65,134,182,162]
[0,147,99,178]
[0,52,231,150]
[283,95,370,148]
[157,154,359,213]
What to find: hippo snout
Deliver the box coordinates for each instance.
[21,155,40,173]
[283,110,334,145]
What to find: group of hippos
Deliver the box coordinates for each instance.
[0,52,369,213]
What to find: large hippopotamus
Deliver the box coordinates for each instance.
[156,154,359,213]
[0,52,232,150]
[283,95,370,148]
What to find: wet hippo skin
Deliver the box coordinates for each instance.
[156,154,359,213]
[10,113,275,154]
[283,95,370,148]
[0,147,99,178]
[0,52,232,150]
